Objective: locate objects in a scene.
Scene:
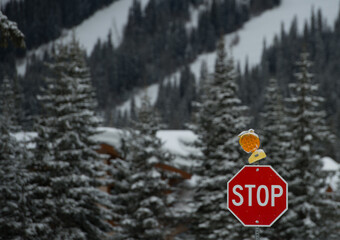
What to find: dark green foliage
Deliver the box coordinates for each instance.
[155,81,179,128]
[88,37,118,109]
[155,65,197,129]
[3,0,117,49]
[250,0,281,15]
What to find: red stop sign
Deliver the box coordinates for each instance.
[227,165,288,227]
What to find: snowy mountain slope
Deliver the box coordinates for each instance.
[117,0,340,114]
[189,0,340,78]
[116,74,185,117]
[67,0,150,53]
[16,0,150,75]
[43,0,150,53]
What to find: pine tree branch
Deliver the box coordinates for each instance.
[0,10,25,48]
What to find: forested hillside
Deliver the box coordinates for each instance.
[2,0,340,140]
[2,0,117,50]
[3,0,340,136]
[0,0,118,112]
[89,0,279,115]
[11,0,280,126]
[238,8,340,144]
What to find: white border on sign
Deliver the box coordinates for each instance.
[226,165,288,227]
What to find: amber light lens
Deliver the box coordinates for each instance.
[239,134,260,153]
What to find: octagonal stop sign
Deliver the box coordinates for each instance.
[227,165,288,227]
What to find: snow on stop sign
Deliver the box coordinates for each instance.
[227,165,288,227]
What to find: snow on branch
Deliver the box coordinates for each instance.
[0,10,25,48]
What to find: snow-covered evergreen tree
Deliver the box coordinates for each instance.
[259,78,289,172]
[190,38,250,240]
[113,94,174,240]
[108,143,132,238]
[26,38,114,239]
[0,76,27,239]
[276,52,335,240]
[258,77,292,239]
[319,178,340,240]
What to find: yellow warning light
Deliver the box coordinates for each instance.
[238,129,266,164]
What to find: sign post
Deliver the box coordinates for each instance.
[227,129,288,239]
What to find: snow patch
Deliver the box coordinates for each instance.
[157,130,197,157]
[12,131,37,149]
[321,156,339,171]
[16,58,27,77]
[12,131,37,142]
[321,157,339,191]
[186,174,200,188]
[92,127,124,149]
[157,130,198,168]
